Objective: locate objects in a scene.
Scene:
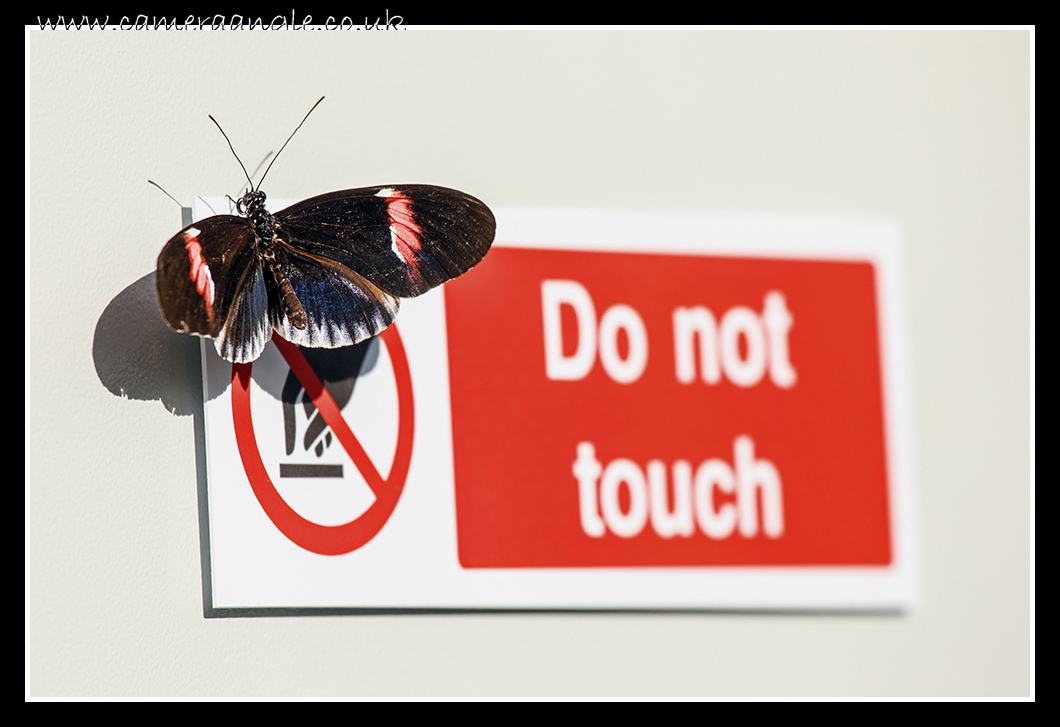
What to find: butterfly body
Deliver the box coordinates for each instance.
[238,189,309,330]
[157,183,495,363]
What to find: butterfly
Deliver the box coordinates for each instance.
[155,98,496,363]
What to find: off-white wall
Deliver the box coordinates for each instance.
[28,27,1031,697]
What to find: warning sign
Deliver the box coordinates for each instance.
[198,199,917,612]
[232,329,413,556]
[446,250,892,568]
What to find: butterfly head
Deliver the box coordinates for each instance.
[236,189,267,217]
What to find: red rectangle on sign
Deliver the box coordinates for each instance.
[445,247,891,568]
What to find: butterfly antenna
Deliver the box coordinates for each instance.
[208,113,254,190]
[148,180,183,208]
[197,196,219,216]
[255,96,325,191]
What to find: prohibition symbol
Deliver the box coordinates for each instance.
[231,326,415,556]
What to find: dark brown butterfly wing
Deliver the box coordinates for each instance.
[268,244,400,350]
[273,185,496,298]
[155,216,270,363]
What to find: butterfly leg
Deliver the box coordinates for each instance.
[261,246,308,330]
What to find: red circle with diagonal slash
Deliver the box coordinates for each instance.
[231,326,415,555]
